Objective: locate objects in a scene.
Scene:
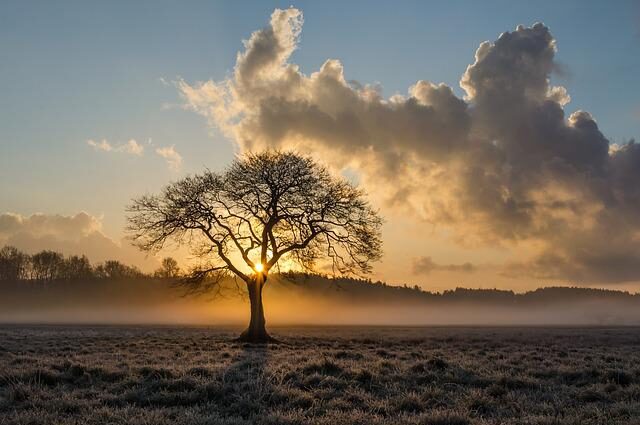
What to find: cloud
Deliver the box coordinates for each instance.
[87,139,113,152]
[0,212,158,270]
[178,9,640,284]
[87,138,182,171]
[87,139,144,156]
[119,139,144,155]
[155,145,183,171]
[0,212,102,240]
[412,256,475,275]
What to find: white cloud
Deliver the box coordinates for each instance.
[119,139,144,155]
[87,139,144,156]
[87,138,185,171]
[87,139,113,152]
[155,145,183,171]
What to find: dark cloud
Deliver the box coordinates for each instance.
[412,256,475,275]
[179,9,640,284]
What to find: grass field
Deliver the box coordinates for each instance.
[1,326,640,424]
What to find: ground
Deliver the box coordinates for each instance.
[1,326,640,425]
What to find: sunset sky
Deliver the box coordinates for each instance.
[1,1,640,292]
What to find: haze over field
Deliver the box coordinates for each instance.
[3,275,640,326]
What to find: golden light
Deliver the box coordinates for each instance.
[254,263,264,273]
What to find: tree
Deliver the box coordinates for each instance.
[154,257,181,278]
[127,151,383,342]
[94,260,144,279]
[61,255,94,280]
[0,246,30,281]
[30,250,64,282]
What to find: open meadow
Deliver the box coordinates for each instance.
[1,326,640,425]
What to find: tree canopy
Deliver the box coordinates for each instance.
[127,151,382,284]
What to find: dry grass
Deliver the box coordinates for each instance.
[1,326,640,424]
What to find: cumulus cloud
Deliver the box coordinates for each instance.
[87,139,144,156]
[412,256,475,275]
[178,9,640,284]
[0,212,157,270]
[155,145,183,171]
[0,212,102,241]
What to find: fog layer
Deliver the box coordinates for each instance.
[1,276,639,326]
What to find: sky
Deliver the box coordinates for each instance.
[1,1,639,292]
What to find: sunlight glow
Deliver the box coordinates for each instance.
[254,263,264,273]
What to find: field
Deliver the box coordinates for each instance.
[1,326,640,425]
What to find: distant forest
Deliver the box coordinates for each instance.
[0,245,179,282]
[1,245,638,304]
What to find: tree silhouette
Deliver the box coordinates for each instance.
[154,257,181,278]
[0,246,30,281]
[94,260,143,279]
[127,151,383,342]
[30,250,64,282]
[61,255,93,280]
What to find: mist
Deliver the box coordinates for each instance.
[2,276,639,326]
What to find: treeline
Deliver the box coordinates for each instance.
[3,246,638,303]
[0,246,181,282]
[281,271,639,302]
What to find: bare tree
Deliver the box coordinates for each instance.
[0,246,30,281]
[154,257,181,278]
[61,255,94,280]
[94,260,144,279]
[127,151,383,342]
[30,250,64,282]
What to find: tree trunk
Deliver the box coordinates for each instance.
[238,276,274,343]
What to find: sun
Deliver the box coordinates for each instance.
[254,263,264,273]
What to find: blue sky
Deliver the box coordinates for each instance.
[1,1,639,288]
